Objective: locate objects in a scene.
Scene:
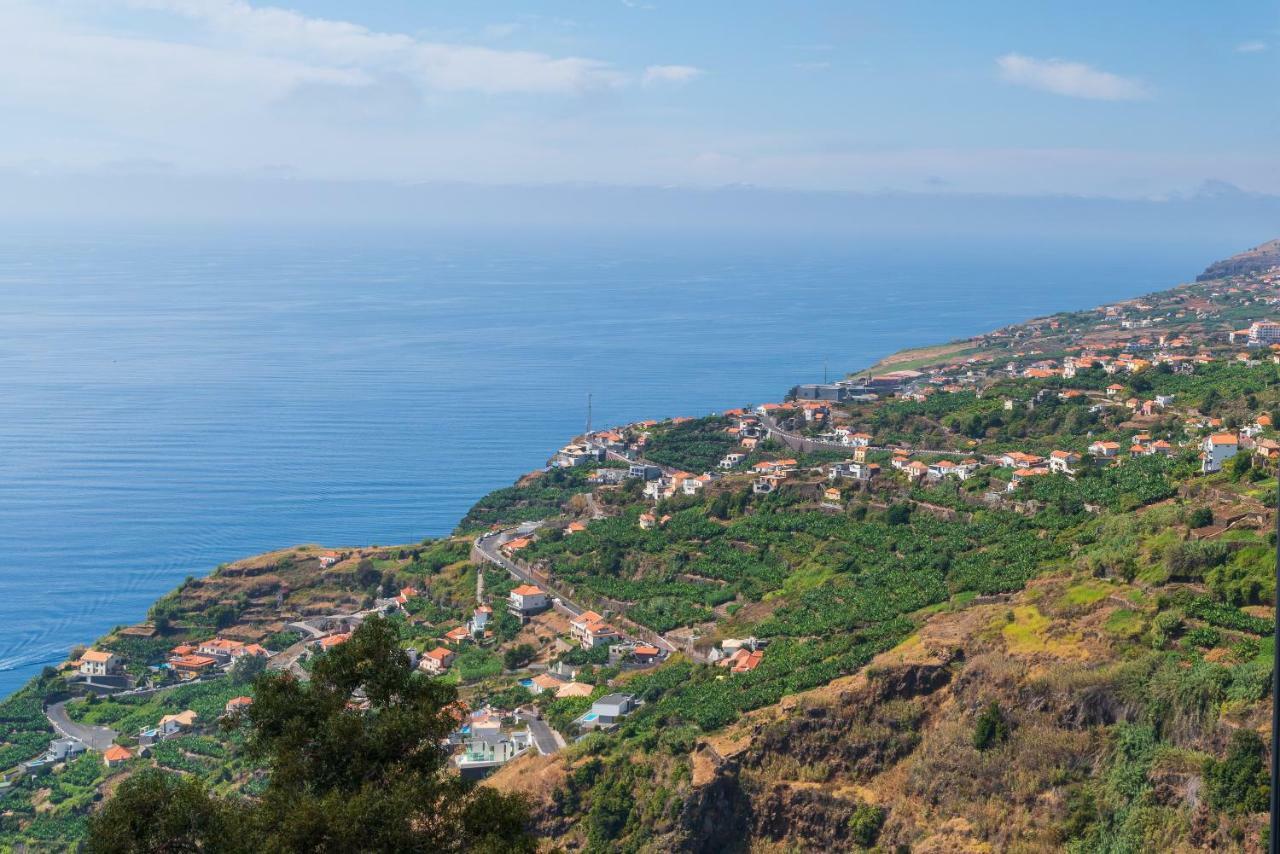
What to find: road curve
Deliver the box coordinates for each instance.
[46,700,118,752]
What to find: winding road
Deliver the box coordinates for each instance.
[46,700,117,752]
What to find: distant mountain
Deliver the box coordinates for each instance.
[1198,237,1280,280]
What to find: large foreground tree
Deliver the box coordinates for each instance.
[86,617,533,853]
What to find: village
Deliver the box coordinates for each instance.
[5,260,1280,845]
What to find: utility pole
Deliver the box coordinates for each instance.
[586,392,593,436]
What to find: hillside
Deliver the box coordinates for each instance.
[1199,238,1280,281]
[3,243,1280,850]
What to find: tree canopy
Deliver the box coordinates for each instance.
[86,617,533,854]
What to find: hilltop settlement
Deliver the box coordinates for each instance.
[5,245,1280,850]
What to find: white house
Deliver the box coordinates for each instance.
[507,585,550,622]
[1049,450,1081,475]
[577,693,637,729]
[1201,433,1240,474]
[77,650,122,678]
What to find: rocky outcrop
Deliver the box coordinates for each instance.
[1197,238,1280,281]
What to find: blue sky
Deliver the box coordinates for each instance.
[1,1,1275,196]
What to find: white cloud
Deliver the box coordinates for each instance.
[996,53,1149,101]
[642,65,702,86]
[1236,41,1268,53]
[123,0,627,94]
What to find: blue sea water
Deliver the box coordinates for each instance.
[0,227,1227,698]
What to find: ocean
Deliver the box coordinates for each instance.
[0,227,1227,698]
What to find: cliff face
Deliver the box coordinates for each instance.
[1197,238,1280,280]
[505,576,1269,853]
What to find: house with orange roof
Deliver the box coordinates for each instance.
[77,649,122,678]
[318,632,351,650]
[317,551,341,568]
[1049,450,1081,475]
[444,626,472,645]
[420,647,455,675]
[526,673,563,696]
[508,584,549,622]
[103,745,133,768]
[566,521,587,534]
[1201,433,1240,474]
[169,653,218,678]
[224,696,253,716]
[196,638,245,662]
[632,645,662,664]
[1088,441,1121,459]
[555,681,595,699]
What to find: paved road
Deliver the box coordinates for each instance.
[475,531,585,619]
[759,414,980,458]
[517,711,563,755]
[475,526,677,654]
[46,701,118,751]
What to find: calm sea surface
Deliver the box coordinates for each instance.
[0,227,1225,697]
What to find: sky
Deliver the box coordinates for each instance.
[0,1,1276,198]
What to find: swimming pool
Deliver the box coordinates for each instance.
[580,712,599,722]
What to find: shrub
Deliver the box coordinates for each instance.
[848,803,886,847]
[1205,730,1268,815]
[973,701,1009,750]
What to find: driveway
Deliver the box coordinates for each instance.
[46,700,118,752]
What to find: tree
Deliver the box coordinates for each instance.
[86,617,534,853]
[85,768,250,854]
[973,701,1009,750]
[503,644,537,670]
[229,652,267,685]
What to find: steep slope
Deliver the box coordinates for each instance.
[1198,238,1280,281]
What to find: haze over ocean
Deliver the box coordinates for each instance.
[0,227,1228,697]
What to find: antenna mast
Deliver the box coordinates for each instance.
[586,392,593,436]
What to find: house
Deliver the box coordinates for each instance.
[77,650,122,678]
[526,673,563,696]
[196,638,245,662]
[681,474,713,495]
[508,585,550,622]
[555,681,595,699]
[420,647,455,675]
[454,729,532,780]
[24,737,86,775]
[717,648,764,673]
[168,654,218,678]
[157,710,199,739]
[753,474,784,494]
[1201,433,1240,474]
[1007,468,1048,492]
[628,463,662,480]
[467,605,492,637]
[317,551,340,568]
[501,537,532,556]
[103,746,133,768]
[1000,451,1044,469]
[1106,384,1125,397]
[580,619,622,649]
[318,632,351,650]
[1146,440,1174,457]
[822,486,843,507]
[718,451,749,469]
[569,611,604,645]
[577,693,637,729]
[632,644,662,664]
[1088,441,1121,459]
[444,626,472,644]
[1049,450,1081,474]
[901,460,929,480]
[224,696,253,716]
[566,521,587,535]
[396,586,419,605]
